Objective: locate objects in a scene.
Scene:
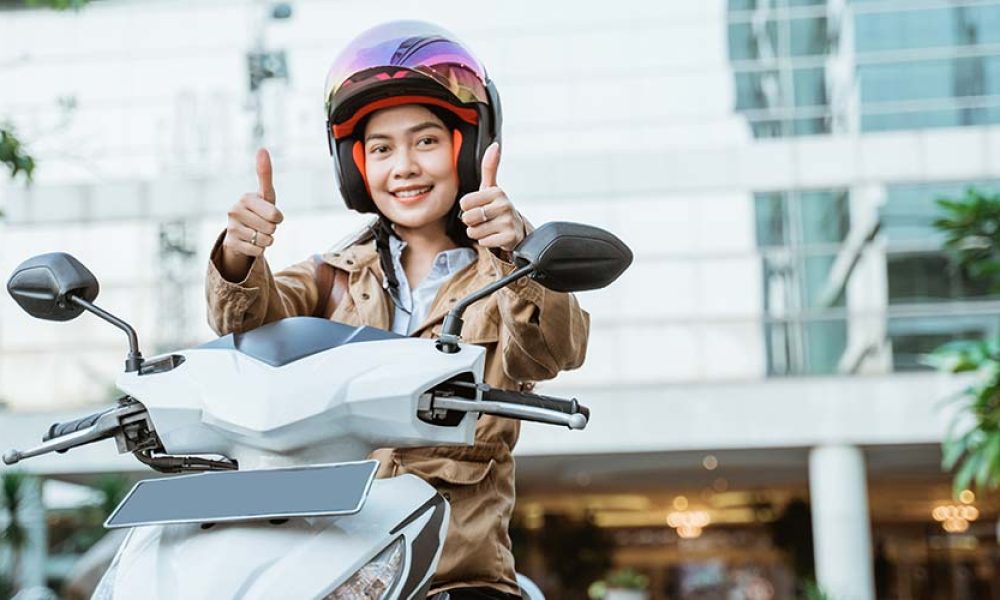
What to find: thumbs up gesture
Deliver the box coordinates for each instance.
[459,142,527,253]
[219,149,285,280]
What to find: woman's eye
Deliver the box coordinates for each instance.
[368,145,388,155]
[418,137,437,146]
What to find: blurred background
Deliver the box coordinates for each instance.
[2,0,1000,598]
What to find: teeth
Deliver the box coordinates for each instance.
[394,186,431,198]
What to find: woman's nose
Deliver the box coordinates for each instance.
[391,148,420,178]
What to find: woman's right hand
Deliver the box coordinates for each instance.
[219,148,284,281]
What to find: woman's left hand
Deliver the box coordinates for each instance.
[459,142,527,253]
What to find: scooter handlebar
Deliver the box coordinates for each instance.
[481,387,589,422]
[43,406,117,442]
[430,382,589,430]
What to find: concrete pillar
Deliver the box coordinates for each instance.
[809,444,875,600]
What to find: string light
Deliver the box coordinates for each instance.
[667,510,711,538]
[932,491,979,533]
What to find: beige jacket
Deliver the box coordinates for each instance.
[205,234,589,595]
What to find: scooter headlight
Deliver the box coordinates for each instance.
[324,537,405,599]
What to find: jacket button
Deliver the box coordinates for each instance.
[346,259,354,265]
[442,492,451,501]
[448,298,456,303]
[361,293,370,300]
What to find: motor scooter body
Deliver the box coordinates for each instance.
[90,320,482,599]
[98,474,448,599]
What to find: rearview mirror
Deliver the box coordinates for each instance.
[513,222,632,292]
[7,253,100,321]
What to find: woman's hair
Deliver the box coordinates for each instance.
[358,103,474,293]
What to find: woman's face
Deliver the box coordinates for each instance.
[363,104,459,234]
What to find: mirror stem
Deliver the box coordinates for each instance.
[69,295,144,372]
[437,263,534,354]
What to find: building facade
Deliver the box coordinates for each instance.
[2,1,1000,598]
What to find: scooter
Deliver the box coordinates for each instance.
[2,222,631,600]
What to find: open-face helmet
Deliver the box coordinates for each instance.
[324,20,502,214]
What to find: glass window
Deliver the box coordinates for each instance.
[887,252,995,304]
[855,9,958,52]
[888,315,1000,371]
[800,190,849,245]
[790,17,829,57]
[862,109,962,132]
[728,0,759,12]
[756,189,851,375]
[860,60,956,103]
[729,22,778,62]
[734,71,775,111]
[804,318,848,374]
[755,193,788,247]
[881,181,1000,243]
[802,254,840,308]
[855,6,1000,52]
[861,56,999,103]
[793,67,828,106]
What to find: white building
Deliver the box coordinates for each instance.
[2,1,999,598]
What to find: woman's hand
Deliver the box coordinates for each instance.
[219,148,285,281]
[459,143,527,253]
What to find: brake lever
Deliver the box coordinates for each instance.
[2,403,147,466]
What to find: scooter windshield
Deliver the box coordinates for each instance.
[199,317,404,367]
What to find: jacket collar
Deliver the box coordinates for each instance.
[321,239,380,274]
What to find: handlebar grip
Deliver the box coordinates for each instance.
[481,387,588,420]
[43,407,115,442]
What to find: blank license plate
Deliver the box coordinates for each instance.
[105,460,378,528]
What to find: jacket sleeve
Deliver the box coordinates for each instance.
[205,232,321,335]
[489,252,590,383]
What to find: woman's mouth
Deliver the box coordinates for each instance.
[391,185,433,203]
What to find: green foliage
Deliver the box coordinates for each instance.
[1,471,32,594]
[930,188,1000,495]
[24,0,89,9]
[802,579,833,600]
[0,126,35,184]
[605,568,648,589]
[1,471,29,551]
[934,188,1000,292]
[60,475,131,554]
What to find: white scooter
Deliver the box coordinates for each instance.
[2,222,631,600]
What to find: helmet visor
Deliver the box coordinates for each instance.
[325,21,489,118]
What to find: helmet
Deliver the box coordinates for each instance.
[324,20,502,214]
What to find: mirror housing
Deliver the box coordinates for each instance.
[437,221,632,353]
[513,222,632,292]
[7,253,100,321]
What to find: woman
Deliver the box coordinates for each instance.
[205,21,589,599]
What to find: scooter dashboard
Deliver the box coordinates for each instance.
[198,317,404,367]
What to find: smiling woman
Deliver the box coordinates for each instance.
[204,19,591,600]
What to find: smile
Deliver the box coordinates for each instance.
[391,185,433,202]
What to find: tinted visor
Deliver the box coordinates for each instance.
[325,21,489,121]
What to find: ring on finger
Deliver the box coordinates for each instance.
[250,229,259,246]
[479,206,489,224]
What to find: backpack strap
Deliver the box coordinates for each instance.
[311,254,348,319]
